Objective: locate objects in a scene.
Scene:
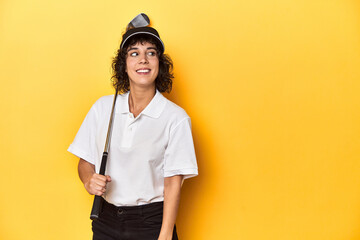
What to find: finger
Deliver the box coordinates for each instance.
[88,181,104,194]
[93,173,108,182]
[106,175,112,182]
[95,180,107,188]
[89,181,105,191]
[88,186,103,196]
[94,189,105,196]
[97,187,107,196]
[95,190,104,196]
[91,175,107,186]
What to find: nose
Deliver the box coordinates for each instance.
[139,53,149,64]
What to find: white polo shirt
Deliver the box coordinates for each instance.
[68,90,198,206]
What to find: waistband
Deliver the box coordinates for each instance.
[102,199,164,216]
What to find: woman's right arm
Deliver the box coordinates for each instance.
[78,158,111,196]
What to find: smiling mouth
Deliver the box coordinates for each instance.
[136,69,151,73]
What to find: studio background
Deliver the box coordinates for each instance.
[1,0,360,239]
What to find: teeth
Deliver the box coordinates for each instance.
[137,69,150,73]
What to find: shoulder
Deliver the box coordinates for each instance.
[92,95,115,108]
[83,95,116,121]
[91,93,127,112]
[161,95,189,120]
[159,94,191,131]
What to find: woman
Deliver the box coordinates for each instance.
[68,14,198,240]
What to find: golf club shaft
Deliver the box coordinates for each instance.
[90,88,118,220]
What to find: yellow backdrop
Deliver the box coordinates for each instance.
[1,0,360,239]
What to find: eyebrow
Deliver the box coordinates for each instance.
[127,47,158,52]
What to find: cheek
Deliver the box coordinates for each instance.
[125,61,136,74]
[125,57,134,70]
[153,66,159,77]
[125,58,129,72]
[153,60,159,73]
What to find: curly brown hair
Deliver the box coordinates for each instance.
[111,34,174,93]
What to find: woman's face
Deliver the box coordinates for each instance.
[126,41,159,90]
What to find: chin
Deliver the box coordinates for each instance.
[131,81,156,89]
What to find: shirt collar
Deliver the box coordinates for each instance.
[116,90,166,119]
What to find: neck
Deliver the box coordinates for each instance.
[128,86,156,118]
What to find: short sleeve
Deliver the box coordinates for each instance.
[67,104,99,165]
[163,117,198,179]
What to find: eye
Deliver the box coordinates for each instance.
[147,51,157,57]
[129,52,138,57]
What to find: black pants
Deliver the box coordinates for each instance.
[92,200,178,240]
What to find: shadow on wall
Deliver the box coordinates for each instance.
[164,86,212,238]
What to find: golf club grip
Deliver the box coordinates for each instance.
[90,195,103,220]
[90,152,108,220]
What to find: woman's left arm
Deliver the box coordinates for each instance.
[158,175,183,240]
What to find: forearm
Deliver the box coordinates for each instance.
[159,175,183,240]
[78,158,95,185]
